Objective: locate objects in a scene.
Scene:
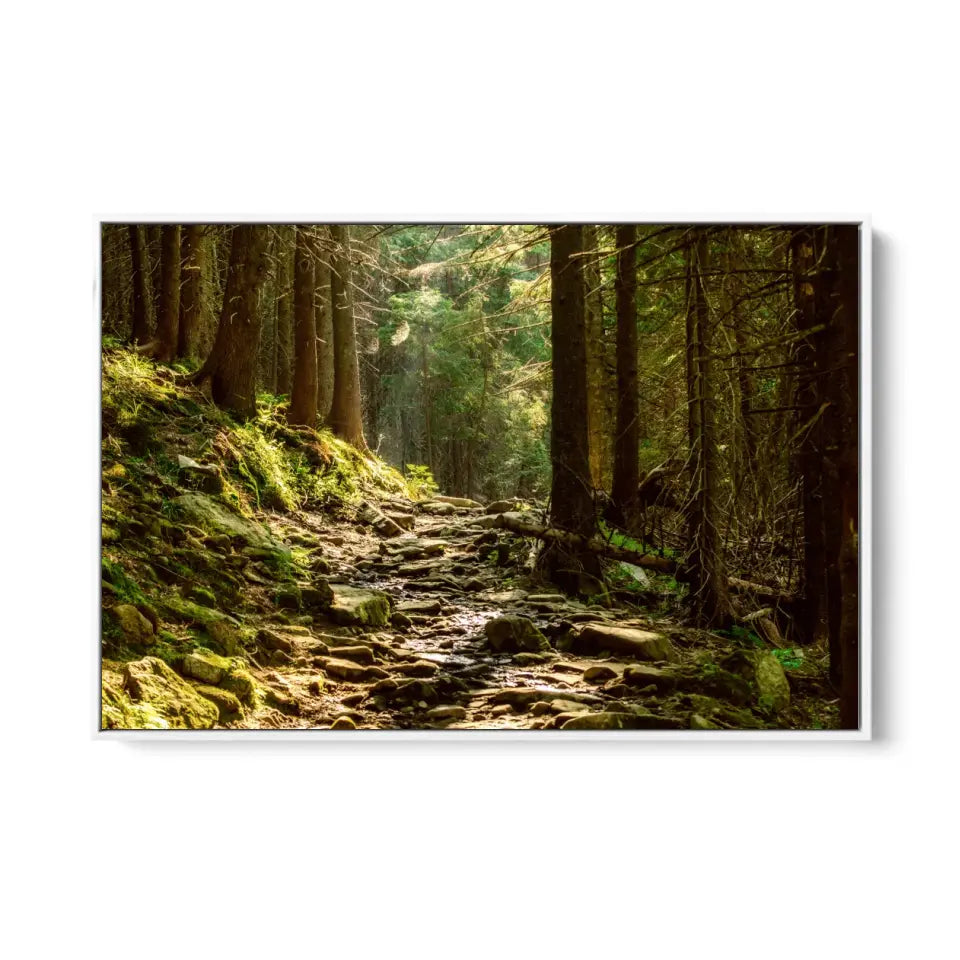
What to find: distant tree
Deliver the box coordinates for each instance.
[177,224,205,360]
[315,228,334,421]
[288,226,318,427]
[274,226,295,396]
[128,225,154,344]
[610,223,639,527]
[542,224,600,589]
[328,225,367,449]
[192,225,270,417]
[583,225,608,490]
[684,230,732,627]
[153,224,181,361]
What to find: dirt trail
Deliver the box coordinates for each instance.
[240,497,700,731]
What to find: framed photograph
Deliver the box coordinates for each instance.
[98,219,869,739]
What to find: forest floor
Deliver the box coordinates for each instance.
[100,346,839,732]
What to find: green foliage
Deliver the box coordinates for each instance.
[772,648,803,670]
[405,464,438,500]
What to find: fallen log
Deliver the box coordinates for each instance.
[493,512,798,600]
[491,513,676,572]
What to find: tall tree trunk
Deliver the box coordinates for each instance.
[791,227,827,645]
[288,226,318,427]
[684,230,732,627]
[128,225,154,344]
[328,225,367,449]
[835,225,860,729]
[583,225,606,490]
[542,224,600,590]
[192,225,270,418]
[316,231,334,421]
[154,224,181,361]
[177,225,205,360]
[610,224,639,528]
[274,226,295,397]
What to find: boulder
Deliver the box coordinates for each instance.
[575,623,678,662]
[121,657,219,729]
[719,650,791,713]
[583,665,618,684]
[327,585,392,627]
[179,649,230,685]
[172,493,289,555]
[322,658,371,682]
[484,616,550,654]
[110,604,154,644]
[622,664,676,692]
[430,495,484,509]
[560,711,685,731]
[485,500,517,514]
[195,685,243,721]
[427,705,467,721]
[420,501,456,516]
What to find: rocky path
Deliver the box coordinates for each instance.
[230,495,776,731]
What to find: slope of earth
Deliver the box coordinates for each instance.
[100,346,838,732]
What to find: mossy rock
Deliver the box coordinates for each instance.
[172,493,290,555]
[327,584,392,627]
[484,616,550,654]
[118,657,218,729]
[194,685,243,721]
[719,650,791,713]
[179,648,232,684]
[187,585,217,608]
[220,669,256,706]
[160,595,240,629]
[110,604,155,645]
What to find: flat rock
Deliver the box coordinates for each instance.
[430,495,484,509]
[560,711,685,731]
[583,665,619,684]
[426,705,467,721]
[327,584,392,627]
[576,623,678,662]
[326,644,376,665]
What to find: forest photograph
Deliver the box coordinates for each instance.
[99,221,862,734]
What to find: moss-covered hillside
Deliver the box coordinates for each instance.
[100,344,410,729]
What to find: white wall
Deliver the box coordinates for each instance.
[3,2,955,957]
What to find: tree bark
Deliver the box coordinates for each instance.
[288,226,318,427]
[128,225,154,344]
[542,224,600,589]
[583,225,607,490]
[684,230,732,627]
[154,224,181,361]
[192,224,270,418]
[791,227,827,645]
[610,224,639,527]
[177,224,204,360]
[274,226,295,396]
[328,225,367,449]
[316,230,334,421]
[835,225,860,729]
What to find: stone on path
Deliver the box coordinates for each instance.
[560,711,685,731]
[576,623,678,662]
[430,495,484,509]
[484,616,550,653]
[427,705,467,721]
[327,584,392,627]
